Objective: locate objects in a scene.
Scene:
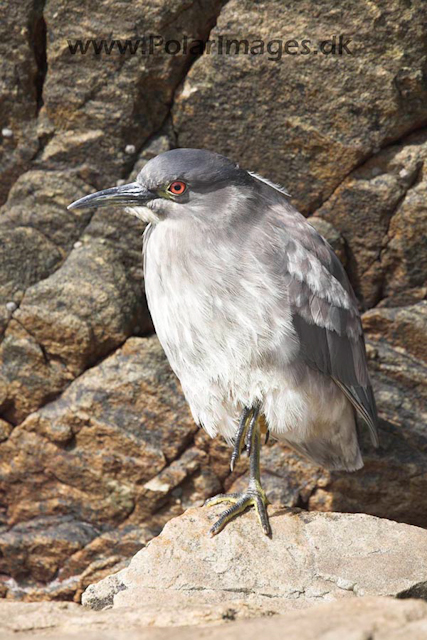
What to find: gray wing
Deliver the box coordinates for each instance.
[263,204,379,447]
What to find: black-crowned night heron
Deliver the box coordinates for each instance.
[69,148,378,537]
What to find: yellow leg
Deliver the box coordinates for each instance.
[229,406,252,471]
[205,405,271,536]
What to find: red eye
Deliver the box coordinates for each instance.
[168,181,186,195]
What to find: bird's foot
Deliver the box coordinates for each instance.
[205,481,271,536]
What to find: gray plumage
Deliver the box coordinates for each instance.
[69,148,378,474]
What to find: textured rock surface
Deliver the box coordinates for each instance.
[2,597,427,639]
[0,337,208,599]
[173,0,427,214]
[0,1,42,205]
[83,507,427,613]
[315,130,427,308]
[39,0,224,189]
[0,0,426,604]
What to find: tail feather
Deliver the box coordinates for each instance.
[277,402,364,472]
[333,378,379,448]
[281,436,363,472]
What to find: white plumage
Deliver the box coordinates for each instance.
[143,200,363,471]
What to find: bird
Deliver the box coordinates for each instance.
[68,148,378,537]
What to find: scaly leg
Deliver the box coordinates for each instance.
[230,405,253,471]
[205,405,271,536]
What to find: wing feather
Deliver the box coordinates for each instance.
[263,206,379,446]
[249,172,291,197]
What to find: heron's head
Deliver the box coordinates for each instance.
[68,148,256,224]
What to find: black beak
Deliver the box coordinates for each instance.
[67,182,156,210]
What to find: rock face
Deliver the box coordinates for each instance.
[0,0,426,604]
[173,0,427,214]
[0,337,214,600]
[315,130,427,308]
[82,507,427,615]
[2,597,427,640]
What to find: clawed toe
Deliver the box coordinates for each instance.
[204,493,241,507]
[207,487,271,537]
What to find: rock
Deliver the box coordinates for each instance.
[363,303,427,364]
[0,1,41,204]
[0,170,94,338]
[38,0,224,189]
[2,597,427,639]
[0,337,215,594]
[315,129,427,308]
[81,573,126,612]
[1,170,93,253]
[0,419,12,442]
[0,228,62,336]
[83,507,427,613]
[0,239,150,423]
[0,516,99,584]
[173,0,427,213]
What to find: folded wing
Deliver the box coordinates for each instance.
[264,204,379,446]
